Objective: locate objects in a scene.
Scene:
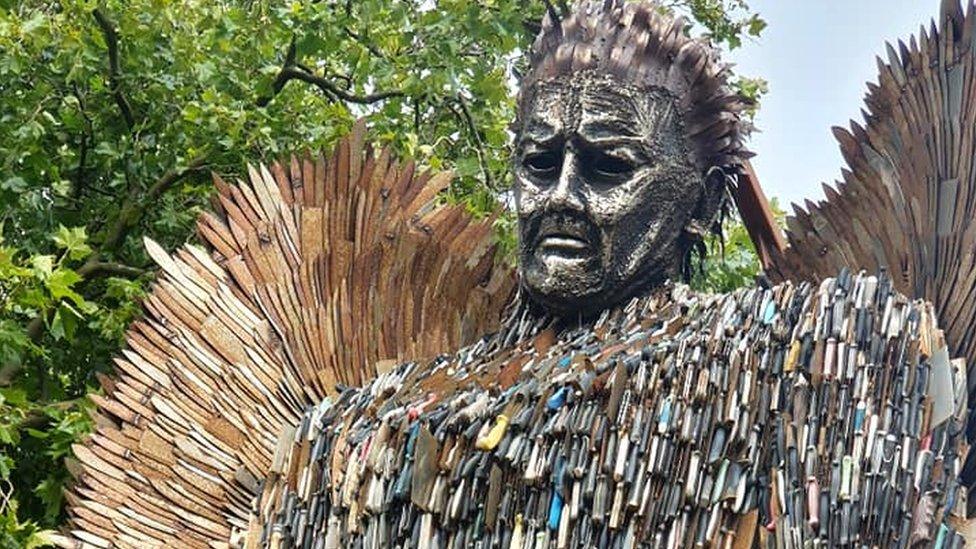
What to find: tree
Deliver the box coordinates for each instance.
[691,198,785,294]
[0,0,765,542]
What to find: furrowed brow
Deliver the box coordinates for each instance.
[578,118,643,141]
[519,119,562,148]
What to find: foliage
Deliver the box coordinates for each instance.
[734,75,770,120]
[692,199,786,293]
[0,496,55,549]
[0,0,765,537]
[660,0,766,50]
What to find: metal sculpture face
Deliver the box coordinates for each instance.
[515,72,705,315]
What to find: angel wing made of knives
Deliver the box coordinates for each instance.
[53,120,515,548]
[755,0,976,512]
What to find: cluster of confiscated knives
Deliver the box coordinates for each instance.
[244,269,969,548]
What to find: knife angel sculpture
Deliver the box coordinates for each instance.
[51,0,976,547]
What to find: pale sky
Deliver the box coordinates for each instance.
[727,0,939,209]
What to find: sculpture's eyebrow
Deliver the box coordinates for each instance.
[578,118,643,140]
[576,121,647,148]
[519,119,562,148]
[575,134,647,148]
[578,117,645,146]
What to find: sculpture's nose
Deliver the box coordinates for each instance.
[548,147,585,211]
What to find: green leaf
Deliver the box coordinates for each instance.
[0,388,29,407]
[25,530,57,549]
[30,256,54,278]
[51,226,92,261]
[93,141,117,159]
[45,268,84,306]
[0,425,15,445]
[2,176,27,193]
[0,455,13,480]
[454,156,480,178]
[50,303,82,342]
[20,12,47,34]
[748,15,768,37]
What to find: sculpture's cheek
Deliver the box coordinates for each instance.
[580,165,697,281]
[512,175,548,217]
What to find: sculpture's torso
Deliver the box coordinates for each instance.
[245,272,968,548]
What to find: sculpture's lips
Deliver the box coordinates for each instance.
[525,213,599,259]
[539,233,590,252]
[537,226,592,257]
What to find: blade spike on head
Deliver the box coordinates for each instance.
[542,0,561,25]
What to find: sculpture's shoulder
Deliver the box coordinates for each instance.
[243,270,969,547]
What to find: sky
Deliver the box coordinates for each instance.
[727,0,939,209]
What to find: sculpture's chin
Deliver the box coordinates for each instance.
[520,246,676,317]
[521,251,606,314]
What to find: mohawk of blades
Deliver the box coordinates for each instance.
[518,0,751,170]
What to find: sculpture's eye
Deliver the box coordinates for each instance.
[589,152,635,178]
[524,151,561,177]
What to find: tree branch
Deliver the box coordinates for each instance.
[257,38,404,107]
[92,9,136,130]
[144,156,208,203]
[344,27,385,59]
[85,261,147,278]
[90,156,207,266]
[282,66,404,103]
[260,65,404,106]
[70,84,93,199]
[450,95,496,191]
[0,157,206,387]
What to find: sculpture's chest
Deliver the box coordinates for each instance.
[246,274,969,549]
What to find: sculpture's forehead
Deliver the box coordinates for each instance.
[519,73,678,143]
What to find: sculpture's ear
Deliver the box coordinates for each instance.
[679,167,728,282]
[692,166,730,232]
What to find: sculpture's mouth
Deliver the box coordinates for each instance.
[522,211,600,264]
[540,232,590,253]
[536,223,594,259]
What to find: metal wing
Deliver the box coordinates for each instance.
[764,0,976,510]
[53,120,515,547]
